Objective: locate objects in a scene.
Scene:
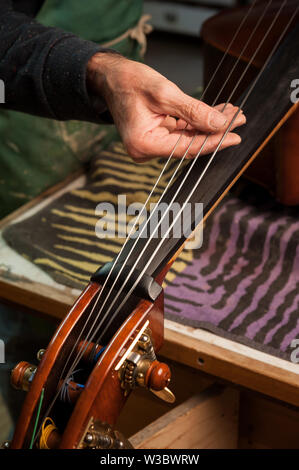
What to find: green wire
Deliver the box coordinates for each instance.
[29,388,45,449]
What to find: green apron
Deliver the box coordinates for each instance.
[0,0,144,218]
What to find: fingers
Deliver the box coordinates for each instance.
[217,105,246,130]
[160,103,245,134]
[168,131,242,159]
[160,84,234,133]
[161,116,194,132]
[128,103,246,162]
[214,103,234,112]
[186,131,241,158]
[131,128,242,162]
[161,104,246,132]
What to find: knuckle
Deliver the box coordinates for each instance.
[155,81,171,102]
[184,101,204,123]
[183,102,196,120]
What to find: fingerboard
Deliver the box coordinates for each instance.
[117,24,299,281]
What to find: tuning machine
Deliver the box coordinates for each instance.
[10,361,37,392]
[79,419,133,449]
[119,328,175,403]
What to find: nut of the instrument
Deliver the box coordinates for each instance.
[11,361,37,392]
[145,360,171,391]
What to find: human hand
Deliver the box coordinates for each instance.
[87,53,246,162]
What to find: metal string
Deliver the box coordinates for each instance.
[88,0,281,347]
[32,0,295,444]
[80,0,271,352]
[81,0,264,343]
[97,0,297,345]
[61,0,267,384]
[49,0,258,392]
[54,0,283,409]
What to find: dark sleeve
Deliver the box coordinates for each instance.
[0,0,114,123]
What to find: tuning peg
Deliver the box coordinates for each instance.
[145,360,171,391]
[146,361,175,403]
[120,328,176,404]
[11,361,37,392]
[150,387,176,403]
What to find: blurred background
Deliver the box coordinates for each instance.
[144,0,251,94]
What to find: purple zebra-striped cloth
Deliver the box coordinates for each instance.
[164,189,299,362]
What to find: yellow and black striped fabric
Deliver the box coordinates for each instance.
[3,142,193,290]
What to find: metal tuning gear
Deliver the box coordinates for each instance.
[119,328,175,403]
[79,419,133,449]
[10,348,45,392]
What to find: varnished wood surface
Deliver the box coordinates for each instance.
[9,233,164,449]
[60,294,164,448]
[201,0,299,68]
[11,282,101,448]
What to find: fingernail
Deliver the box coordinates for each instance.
[210,112,227,129]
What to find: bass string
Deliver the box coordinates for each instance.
[212,0,272,106]
[96,0,297,346]
[80,0,260,327]
[50,0,259,393]
[98,0,299,345]
[62,0,267,382]
[62,0,286,405]
[66,0,285,385]
[41,114,186,398]
[89,0,283,345]
[201,0,259,103]
[87,0,272,344]
[32,0,284,445]
[62,0,261,371]
[95,0,299,346]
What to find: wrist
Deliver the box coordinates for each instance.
[86,50,125,98]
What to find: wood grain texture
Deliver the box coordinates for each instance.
[0,274,77,320]
[130,385,239,449]
[11,282,164,448]
[162,328,299,408]
[1,17,299,428]
[1,264,298,409]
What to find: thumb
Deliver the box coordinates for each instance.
[162,85,228,133]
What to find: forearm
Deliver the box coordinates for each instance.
[0,0,114,123]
